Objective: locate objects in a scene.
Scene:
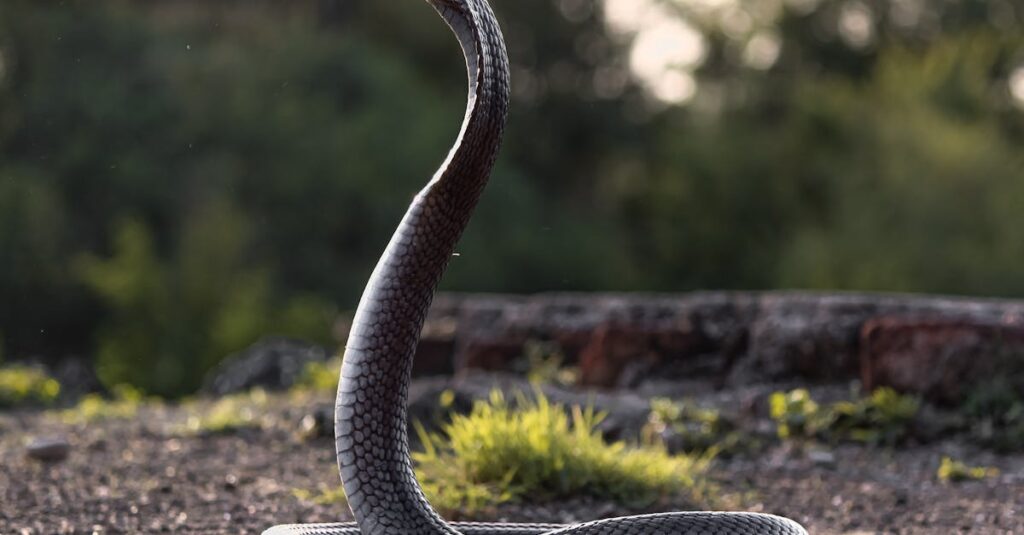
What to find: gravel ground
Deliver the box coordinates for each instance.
[1,392,1021,535]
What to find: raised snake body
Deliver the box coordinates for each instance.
[265,1,807,533]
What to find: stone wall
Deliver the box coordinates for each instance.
[413,292,1024,403]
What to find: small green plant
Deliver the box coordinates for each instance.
[183,388,268,434]
[769,387,919,444]
[937,456,998,483]
[523,340,577,386]
[412,390,710,514]
[60,384,145,423]
[769,388,825,440]
[439,389,456,409]
[829,387,920,445]
[293,356,343,393]
[0,365,61,408]
[643,397,742,454]
[962,378,1024,453]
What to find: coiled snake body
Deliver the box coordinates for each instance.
[266,1,807,533]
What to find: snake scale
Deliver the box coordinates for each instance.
[265,1,807,533]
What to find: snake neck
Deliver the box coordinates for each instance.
[335,1,509,534]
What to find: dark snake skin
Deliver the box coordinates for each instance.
[265,1,807,534]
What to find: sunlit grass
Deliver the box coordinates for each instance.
[643,397,750,455]
[182,388,268,434]
[769,388,821,440]
[0,365,60,408]
[59,384,145,423]
[769,387,919,445]
[413,390,711,514]
[829,387,920,444]
[291,356,343,394]
[937,456,998,483]
[522,340,577,387]
[292,486,347,506]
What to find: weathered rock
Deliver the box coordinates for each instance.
[859,316,1024,404]
[578,323,702,388]
[741,294,878,382]
[438,293,755,386]
[412,337,457,377]
[449,294,532,372]
[578,324,650,388]
[51,358,103,401]
[709,293,1024,387]
[807,449,837,468]
[418,292,1024,398]
[412,299,460,376]
[26,437,70,462]
[202,337,332,395]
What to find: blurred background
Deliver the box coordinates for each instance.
[0,0,1022,397]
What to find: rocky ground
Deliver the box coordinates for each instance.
[1,381,1022,535]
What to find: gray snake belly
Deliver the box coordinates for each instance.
[265,1,807,533]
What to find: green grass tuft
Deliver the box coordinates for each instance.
[293,486,348,506]
[522,340,577,387]
[769,387,919,445]
[292,357,343,393]
[0,365,60,408]
[828,387,919,445]
[412,390,711,514]
[962,379,1024,452]
[769,388,823,440]
[183,388,268,434]
[937,456,998,483]
[59,384,145,423]
[643,397,751,455]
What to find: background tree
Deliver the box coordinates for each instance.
[1,0,1022,395]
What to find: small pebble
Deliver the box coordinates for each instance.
[808,449,837,468]
[298,407,332,440]
[26,437,71,462]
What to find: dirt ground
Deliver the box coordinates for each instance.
[1,393,1021,535]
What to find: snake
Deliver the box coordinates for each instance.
[265,1,808,534]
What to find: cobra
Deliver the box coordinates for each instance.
[265,1,808,533]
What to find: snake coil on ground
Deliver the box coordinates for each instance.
[265,1,808,533]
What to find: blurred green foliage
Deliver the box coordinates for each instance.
[643,397,754,456]
[293,355,344,394]
[769,388,823,440]
[58,384,147,424]
[522,340,578,386]
[936,456,999,483]
[76,210,334,396]
[770,387,919,445]
[828,387,920,445]
[962,376,1024,452]
[1,0,1023,395]
[182,387,268,434]
[0,365,60,408]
